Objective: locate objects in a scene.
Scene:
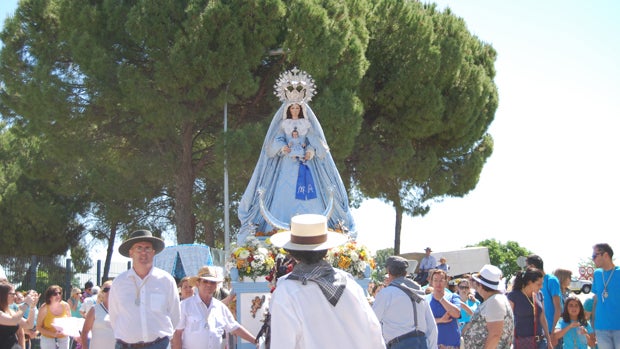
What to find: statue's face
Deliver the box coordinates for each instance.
[289,104,301,118]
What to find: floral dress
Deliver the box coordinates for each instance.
[462,293,514,349]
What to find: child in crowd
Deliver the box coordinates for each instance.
[553,295,596,349]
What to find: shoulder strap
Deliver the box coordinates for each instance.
[389,282,422,328]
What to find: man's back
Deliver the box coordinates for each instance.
[270,270,385,349]
[373,279,438,349]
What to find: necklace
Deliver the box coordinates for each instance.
[522,290,535,310]
[132,275,149,306]
[602,266,615,302]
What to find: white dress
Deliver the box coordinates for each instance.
[90,303,115,349]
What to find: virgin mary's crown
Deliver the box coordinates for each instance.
[274,67,316,104]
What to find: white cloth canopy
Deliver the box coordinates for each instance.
[153,244,214,280]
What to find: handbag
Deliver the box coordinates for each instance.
[514,336,537,349]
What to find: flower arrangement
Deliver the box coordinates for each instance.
[227,236,277,281]
[325,241,376,279]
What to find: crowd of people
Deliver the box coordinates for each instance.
[364,244,616,349]
[1,231,617,349]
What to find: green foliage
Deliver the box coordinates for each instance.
[371,247,394,282]
[0,0,497,261]
[468,239,531,281]
[0,130,86,256]
[349,0,498,253]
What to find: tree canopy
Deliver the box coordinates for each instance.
[349,1,496,253]
[0,0,498,264]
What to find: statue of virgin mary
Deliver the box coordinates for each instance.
[237,68,355,242]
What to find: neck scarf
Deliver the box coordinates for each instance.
[287,260,346,306]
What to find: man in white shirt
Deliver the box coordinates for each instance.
[79,285,99,317]
[269,214,386,349]
[171,266,255,349]
[109,230,181,349]
[373,256,438,349]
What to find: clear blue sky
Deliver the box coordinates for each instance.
[2,1,619,274]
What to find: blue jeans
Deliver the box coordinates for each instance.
[388,336,428,349]
[40,336,70,349]
[597,330,620,349]
[115,337,169,349]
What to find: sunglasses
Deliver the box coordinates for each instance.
[458,286,470,290]
[102,287,111,293]
[53,291,62,296]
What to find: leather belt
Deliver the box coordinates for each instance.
[116,337,166,348]
[387,330,425,347]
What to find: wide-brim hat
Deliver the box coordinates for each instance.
[472,264,505,291]
[424,247,432,252]
[270,214,347,251]
[118,230,165,257]
[189,266,223,286]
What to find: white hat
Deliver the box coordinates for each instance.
[472,264,505,291]
[189,266,223,286]
[270,214,347,251]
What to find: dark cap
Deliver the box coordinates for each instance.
[386,256,409,275]
[424,247,432,252]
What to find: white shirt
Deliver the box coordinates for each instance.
[270,269,386,349]
[176,294,240,349]
[373,282,438,348]
[109,266,180,343]
[80,294,98,315]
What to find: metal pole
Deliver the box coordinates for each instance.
[223,85,230,268]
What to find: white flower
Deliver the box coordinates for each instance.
[257,247,269,256]
[238,249,250,260]
[350,251,359,262]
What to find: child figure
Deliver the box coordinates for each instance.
[288,128,306,160]
[553,295,596,349]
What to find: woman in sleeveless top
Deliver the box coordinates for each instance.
[0,283,39,349]
[80,280,114,349]
[37,285,71,349]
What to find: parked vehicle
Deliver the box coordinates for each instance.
[569,277,592,294]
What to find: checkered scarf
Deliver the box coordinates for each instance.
[286,260,346,306]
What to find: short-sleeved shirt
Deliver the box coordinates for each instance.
[462,293,514,349]
[542,274,562,332]
[555,319,593,349]
[177,295,240,349]
[592,266,620,330]
[507,290,544,337]
[427,292,461,346]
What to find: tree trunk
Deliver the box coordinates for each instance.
[394,206,403,255]
[175,122,197,244]
[103,223,117,281]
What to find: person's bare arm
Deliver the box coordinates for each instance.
[484,321,504,349]
[231,325,256,344]
[171,329,183,349]
[80,307,95,349]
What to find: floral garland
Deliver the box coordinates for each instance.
[226,236,277,281]
[325,241,376,279]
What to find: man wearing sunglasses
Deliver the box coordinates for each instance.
[109,230,180,349]
[591,243,620,349]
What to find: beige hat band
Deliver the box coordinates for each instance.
[291,234,327,245]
